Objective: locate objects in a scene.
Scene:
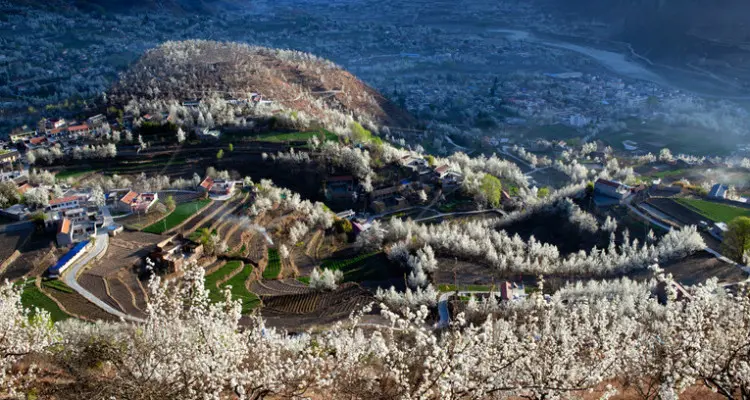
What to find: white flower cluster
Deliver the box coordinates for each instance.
[309,268,344,291]
[4,265,749,400]
[320,142,374,192]
[378,217,705,277]
[375,285,440,310]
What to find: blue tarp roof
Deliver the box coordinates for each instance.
[48,240,89,275]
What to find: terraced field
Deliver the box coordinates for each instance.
[260,283,371,317]
[143,199,212,234]
[203,260,261,313]
[120,271,149,312]
[178,200,225,233]
[17,279,70,322]
[218,262,260,313]
[244,232,268,263]
[106,276,147,319]
[263,249,281,279]
[43,282,118,322]
[78,273,125,313]
[204,194,248,233]
[250,279,313,296]
[205,260,243,292]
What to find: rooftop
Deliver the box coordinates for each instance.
[50,195,81,206]
[119,190,139,204]
[58,218,72,235]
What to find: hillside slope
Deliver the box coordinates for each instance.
[109,40,416,128]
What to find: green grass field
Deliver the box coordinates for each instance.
[143,199,211,234]
[204,261,260,313]
[17,279,70,322]
[218,262,259,313]
[254,129,338,144]
[205,261,243,290]
[320,252,397,282]
[676,198,750,223]
[438,284,493,292]
[55,168,98,181]
[42,279,75,294]
[263,249,281,279]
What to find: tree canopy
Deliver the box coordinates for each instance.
[722,216,750,262]
[479,174,503,208]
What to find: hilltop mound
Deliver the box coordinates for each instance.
[109,40,416,128]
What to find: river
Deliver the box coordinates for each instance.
[488,28,750,100]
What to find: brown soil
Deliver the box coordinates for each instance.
[44,287,119,322]
[78,274,124,313]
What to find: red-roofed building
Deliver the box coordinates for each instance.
[434,165,450,178]
[199,177,214,192]
[28,136,47,146]
[67,124,90,135]
[47,127,64,136]
[56,218,73,247]
[17,183,32,195]
[47,196,82,212]
[115,190,158,213]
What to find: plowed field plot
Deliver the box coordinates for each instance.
[630,250,748,286]
[250,279,313,296]
[106,276,147,318]
[120,271,149,311]
[89,231,162,277]
[0,225,33,263]
[79,273,124,313]
[44,284,118,322]
[646,198,706,226]
[119,207,170,231]
[0,231,56,282]
[261,283,370,314]
[244,233,268,263]
[260,283,373,328]
[157,191,202,204]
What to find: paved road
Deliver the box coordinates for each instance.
[414,208,506,222]
[61,207,144,323]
